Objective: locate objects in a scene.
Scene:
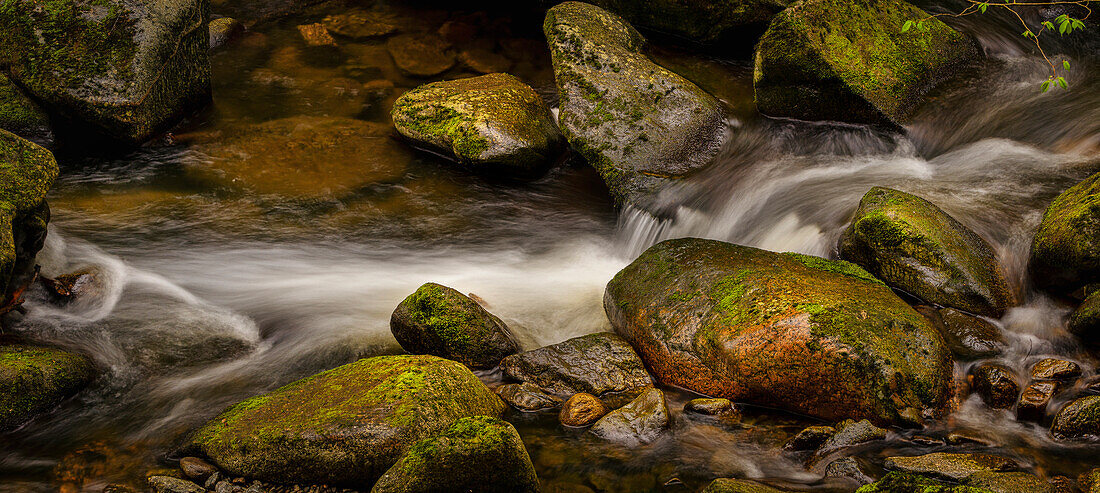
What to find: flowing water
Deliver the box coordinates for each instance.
[2,0,1099,491]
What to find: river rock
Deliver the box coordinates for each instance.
[1080,469,1100,493]
[390,283,519,369]
[1017,381,1062,422]
[0,74,52,145]
[0,130,57,305]
[496,382,561,411]
[544,2,727,208]
[1051,395,1100,439]
[148,476,205,493]
[208,17,244,50]
[605,238,952,426]
[323,8,400,40]
[179,457,218,482]
[839,187,1014,317]
[814,419,886,459]
[0,0,211,144]
[753,0,976,125]
[386,33,455,77]
[860,471,1037,493]
[701,478,789,492]
[1030,358,1082,381]
[391,74,565,175]
[187,354,506,485]
[589,387,670,446]
[825,457,874,486]
[684,398,741,421]
[559,392,607,427]
[884,453,1018,482]
[187,116,408,200]
[41,268,101,304]
[499,332,652,402]
[968,363,1019,409]
[0,345,95,430]
[1030,172,1100,295]
[581,0,789,49]
[783,425,835,451]
[1069,290,1100,342]
[967,471,1053,493]
[939,308,1006,359]
[371,416,539,493]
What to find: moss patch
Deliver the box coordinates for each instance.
[391,282,519,369]
[1030,171,1100,295]
[0,345,95,429]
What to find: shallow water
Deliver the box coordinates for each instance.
[2,0,1100,491]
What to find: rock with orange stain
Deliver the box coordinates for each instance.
[604,238,953,427]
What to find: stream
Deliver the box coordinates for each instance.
[1,0,1099,491]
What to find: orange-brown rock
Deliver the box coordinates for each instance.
[559,393,607,427]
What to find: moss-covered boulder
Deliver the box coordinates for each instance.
[371,416,539,493]
[1069,289,1100,342]
[840,187,1014,317]
[701,478,791,492]
[753,0,976,126]
[0,75,52,145]
[884,453,1019,482]
[1,345,95,429]
[390,283,519,369]
[0,0,211,144]
[0,130,58,306]
[1030,172,1100,295]
[544,2,727,208]
[580,0,789,48]
[1051,395,1100,440]
[187,354,506,485]
[499,332,653,404]
[604,238,953,426]
[857,472,994,493]
[391,74,565,176]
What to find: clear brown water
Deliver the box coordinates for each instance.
[2,0,1099,491]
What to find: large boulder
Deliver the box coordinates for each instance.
[543,2,727,208]
[884,453,1019,482]
[187,355,506,485]
[391,73,565,176]
[857,472,997,493]
[839,187,1014,317]
[0,0,211,144]
[371,416,539,493]
[1069,289,1100,342]
[1051,395,1100,440]
[754,0,976,126]
[0,345,95,429]
[0,130,57,306]
[604,238,953,426]
[499,332,653,403]
[0,75,52,145]
[1030,172,1100,295]
[390,283,519,369]
[579,0,789,48]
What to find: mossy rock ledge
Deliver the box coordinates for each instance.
[543,2,727,209]
[391,73,565,176]
[0,130,58,305]
[0,0,212,144]
[0,74,53,146]
[576,0,790,49]
[604,238,953,426]
[187,354,507,485]
[391,283,520,369]
[753,0,977,126]
[839,187,1015,317]
[1029,171,1100,296]
[371,416,539,493]
[1,345,95,430]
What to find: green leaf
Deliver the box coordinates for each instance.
[1056,14,1069,23]
[1043,21,1055,30]
[1057,77,1067,89]
[1060,21,1069,34]
[979,2,987,13]
[1064,60,1071,70]
[1041,80,1051,92]
[902,20,912,32]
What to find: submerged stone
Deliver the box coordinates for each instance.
[371,416,539,493]
[605,238,953,426]
[0,130,57,305]
[0,345,95,430]
[187,354,506,485]
[499,332,652,402]
[496,382,560,411]
[386,33,456,77]
[589,387,670,446]
[754,0,976,126]
[783,425,835,451]
[544,2,727,209]
[884,453,1018,482]
[392,74,565,175]
[1030,172,1100,295]
[0,0,212,143]
[1051,395,1100,440]
[390,283,519,369]
[839,187,1014,317]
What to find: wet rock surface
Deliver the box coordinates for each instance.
[1051,395,1100,440]
[543,1,727,209]
[0,345,95,430]
[1030,358,1082,381]
[969,363,1020,409]
[589,387,670,446]
[813,419,887,460]
[605,238,953,426]
[783,425,835,451]
[496,382,561,411]
[559,392,607,427]
[1030,171,1100,295]
[884,453,1019,482]
[500,332,652,401]
[1017,381,1062,422]
[918,307,1006,359]
[0,130,57,305]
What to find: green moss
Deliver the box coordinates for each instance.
[0,76,49,134]
[782,251,883,284]
[1052,395,1100,439]
[857,472,994,493]
[0,130,59,212]
[1030,171,1100,294]
[0,345,95,429]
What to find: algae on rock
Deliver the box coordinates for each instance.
[0,130,58,305]
[0,345,95,430]
[1030,171,1100,296]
